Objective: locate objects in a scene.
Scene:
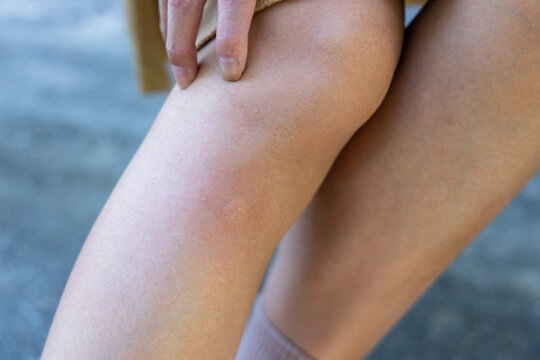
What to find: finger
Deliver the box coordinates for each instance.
[216,0,257,81]
[167,0,207,89]
[158,0,168,41]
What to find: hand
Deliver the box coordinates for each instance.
[159,0,257,89]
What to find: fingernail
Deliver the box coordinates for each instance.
[219,56,242,81]
[173,66,194,89]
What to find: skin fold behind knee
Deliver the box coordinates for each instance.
[263,1,540,359]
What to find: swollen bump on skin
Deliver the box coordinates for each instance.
[219,56,242,81]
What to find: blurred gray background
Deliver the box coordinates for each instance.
[0,1,539,359]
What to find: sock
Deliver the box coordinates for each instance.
[236,296,315,360]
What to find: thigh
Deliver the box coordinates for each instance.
[264,0,540,358]
[139,0,405,240]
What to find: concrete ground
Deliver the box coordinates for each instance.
[0,1,538,359]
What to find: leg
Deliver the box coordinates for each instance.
[262,0,540,359]
[41,0,404,358]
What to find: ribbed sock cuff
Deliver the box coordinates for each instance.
[236,296,315,360]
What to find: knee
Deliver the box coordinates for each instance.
[143,0,407,227]
[324,0,405,107]
[287,0,405,124]
[185,0,405,134]
[501,1,540,32]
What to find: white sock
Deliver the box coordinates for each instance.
[236,296,315,360]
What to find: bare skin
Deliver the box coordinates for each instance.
[40,0,404,359]
[263,0,540,359]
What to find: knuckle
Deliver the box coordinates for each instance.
[216,36,246,58]
[216,38,236,56]
[165,44,191,64]
[220,0,252,9]
[169,0,200,10]
[217,20,248,38]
